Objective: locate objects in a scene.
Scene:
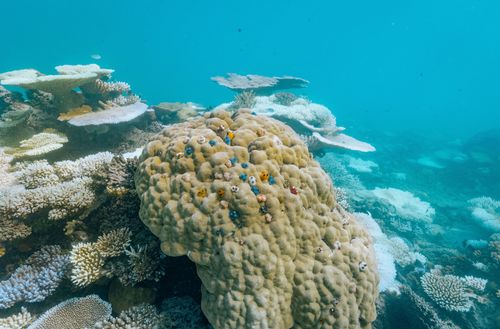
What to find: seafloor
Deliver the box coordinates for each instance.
[0,66,498,329]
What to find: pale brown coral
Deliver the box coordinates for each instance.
[136,109,378,329]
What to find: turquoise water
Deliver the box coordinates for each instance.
[2,0,499,137]
[1,1,499,329]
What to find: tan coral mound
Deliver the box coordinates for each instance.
[136,109,379,329]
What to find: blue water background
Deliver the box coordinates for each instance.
[1,0,499,138]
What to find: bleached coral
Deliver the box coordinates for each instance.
[69,242,105,287]
[387,237,427,267]
[0,246,69,309]
[67,102,148,127]
[53,151,113,180]
[216,95,375,152]
[93,304,167,329]
[0,176,96,221]
[421,268,487,312]
[7,130,68,158]
[468,197,500,232]
[211,73,309,93]
[0,307,34,329]
[346,156,378,173]
[355,213,398,293]
[27,295,112,329]
[370,187,435,223]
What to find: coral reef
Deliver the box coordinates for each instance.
[400,286,460,329]
[211,73,309,94]
[232,90,256,109]
[67,102,148,127]
[420,268,487,312]
[216,95,375,152]
[0,246,69,309]
[369,187,435,223]
[0,307,34,329]
[161,296,212,329]
[70,228,132,287]
[6,129,68,158]
[152,102,203,123]
[27,295,112,329]
[468,197,500,232]
[136,109,379,328]
[93,304,166,329]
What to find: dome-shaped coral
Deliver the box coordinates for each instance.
[135,109,379,329]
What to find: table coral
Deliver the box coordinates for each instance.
[136,109,379,328]
[27,294,111,329]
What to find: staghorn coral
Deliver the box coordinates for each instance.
[96,228,132,258]
[136,109,379,328]
[0,307,35,329]
[69,242,105,287]
[420,268,487,312]
[27,295,112,329]
[0,246,69,309]
[93,304,167,329]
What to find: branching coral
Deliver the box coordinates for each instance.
[70,242,105,286]
[93,304,167,329]
[0,246,69,309]
[136,109,379,328]
[233,90,256,109]
[27,295,112,329]
[0,307,35,329]
[273,92,299,106]
[70,228,134,287]
[96,228,132,257]
[106,155,138,196]
[400,286,460,329]
[420,268,487,312]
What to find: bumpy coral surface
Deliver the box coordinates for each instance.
[136,109,379,328]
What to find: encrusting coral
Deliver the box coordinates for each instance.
[0,246,69,309]
[26,294,112,329]
[136,109,379,328]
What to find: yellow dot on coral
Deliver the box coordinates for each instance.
[259,171,269,181]
[197,188,208,198]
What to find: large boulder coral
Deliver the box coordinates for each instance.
[135,109,379,328]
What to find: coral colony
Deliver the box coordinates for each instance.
[0,67,496,329]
